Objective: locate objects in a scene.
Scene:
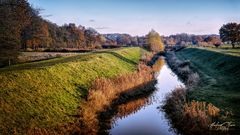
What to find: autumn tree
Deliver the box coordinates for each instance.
[192,35,203,45]
[0,0,33,66]
[95,35,106,48]
[61,23,85,49]
[146,29,164,52]
[22,16,51,50]
[165,37,176,46]
[204,36,222,48]
[84,28,99,49]
[116,34,131,45]
[131,36,139,46]
[219,22,239,48]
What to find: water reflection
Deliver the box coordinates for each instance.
[153,56,165,73]
[114,97,150,120]
[108,57,184,135]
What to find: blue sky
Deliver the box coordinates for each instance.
[28,0,240,36]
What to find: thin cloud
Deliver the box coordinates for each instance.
[95,27,110,30]
[89,19,95,22]
[186,21,192,25]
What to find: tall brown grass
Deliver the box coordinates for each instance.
[183,101,220,133]
[163,87,222,135]
[79,53,156,134]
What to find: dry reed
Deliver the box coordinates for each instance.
[183,101,220,132]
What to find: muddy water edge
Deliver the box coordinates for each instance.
[98,57,185,135]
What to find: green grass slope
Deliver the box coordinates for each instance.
[0,47,142,134]
[176,48,240,127]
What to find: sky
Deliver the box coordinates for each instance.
[28,0,240,36]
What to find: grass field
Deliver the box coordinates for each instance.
[0,47,142,134]
[176,47,240,128]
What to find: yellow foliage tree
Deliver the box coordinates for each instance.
[146,29,164,52]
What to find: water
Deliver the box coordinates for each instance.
[108,58,185,135]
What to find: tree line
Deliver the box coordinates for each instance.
[0,0,32,66]
[164,22,240,48]
[21,14,108,51]
[163,34,221,47]
[0,0,103,66]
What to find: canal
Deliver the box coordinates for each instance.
[108,57,185,135]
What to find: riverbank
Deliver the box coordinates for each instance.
[98,57,183,135]
[0,47,143,134]
[164,47,240,134]
[176,48,240,128]
[97,57,166,134]
[79,52,159,134]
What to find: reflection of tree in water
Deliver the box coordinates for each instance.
[152,57,165,73]
[115,97,150,120]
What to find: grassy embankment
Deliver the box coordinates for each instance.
[176,47,240,128]
[0,47,144,134]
